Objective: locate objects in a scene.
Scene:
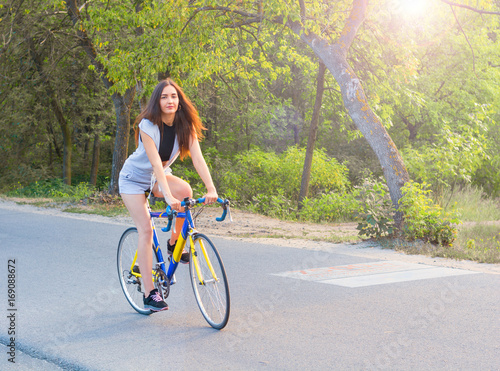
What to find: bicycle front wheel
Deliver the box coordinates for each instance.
[189,233,230,329]
[117,227,157,315]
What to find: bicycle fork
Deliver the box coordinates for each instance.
[189,234,219,286]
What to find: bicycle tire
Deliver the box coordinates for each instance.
[189,233,230,329]
[117,227,161,315]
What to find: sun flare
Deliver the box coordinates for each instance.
[397,0,429,16]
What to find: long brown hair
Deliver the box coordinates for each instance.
[133,78,205,160]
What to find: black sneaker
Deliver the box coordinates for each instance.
[143,289,168,312]
[167,240,190,264]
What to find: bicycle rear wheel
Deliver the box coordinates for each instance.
[189,233,230,329]
[117,227,161,315]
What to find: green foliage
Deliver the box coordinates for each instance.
[221,147,350,216]
[0,0,114,190]
[298,192,359,223]
[398,181,460,246]
[402,123,489,198]
[7,179,95,200]
[352,179,465,245]
[247,191,296,220]
[354,178,395,238]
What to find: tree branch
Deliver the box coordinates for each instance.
[449,4,478,78]
[224,17,263,28]
[1,0,26,49]
[240,26,267,59]
[440,0,500,15]
[218,74,241,100]
[64,0,113,89]
[337,0,368,58]
[182,5,260,34]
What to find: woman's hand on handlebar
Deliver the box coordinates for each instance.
[203,190,218,205]
[165,196,182,211]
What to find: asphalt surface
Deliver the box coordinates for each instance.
[0,205,499,370]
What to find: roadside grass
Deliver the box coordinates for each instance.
[4,181,126,217]
[442,185,500,222]
[381,223,500,264]
[449,223,500,263]
[312,234,361,244]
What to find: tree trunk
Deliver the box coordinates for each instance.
[298,61,326,209]
[287,0,410,226]
[323,52,408,219]
[108,88,136,194]
[90,119,100,186]
[42,85,72,185]
[136,81,148,111]
[211,87,218,149]
[46,121,62,159]
[49,96,72,185]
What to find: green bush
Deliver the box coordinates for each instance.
[0,164,52,193]
[247,190,296,220]
[298,192,359,223]
[169,147,232,198]
[398,181,460,246]
[354,178,395,238]
[222,147,350,212]
[7,178,95,200]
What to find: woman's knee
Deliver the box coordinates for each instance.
[180,182,193,199]
[169,176,192,199]
[136,222,153,238]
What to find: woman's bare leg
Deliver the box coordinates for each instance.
[121,193,155,295]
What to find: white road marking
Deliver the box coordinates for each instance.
[273,261,479,287]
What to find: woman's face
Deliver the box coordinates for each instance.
[159,85,179,117]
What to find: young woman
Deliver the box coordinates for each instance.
[119,78,218,312]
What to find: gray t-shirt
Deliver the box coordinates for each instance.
[120,118,180,177]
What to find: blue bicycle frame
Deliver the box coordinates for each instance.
[148,197,229,284]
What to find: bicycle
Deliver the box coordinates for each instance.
[117,194,231,329]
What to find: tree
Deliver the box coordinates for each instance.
[64,0,136,194]
[184,0,410,225]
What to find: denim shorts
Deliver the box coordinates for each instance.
[118,167,172,195]
[118,168,151,194]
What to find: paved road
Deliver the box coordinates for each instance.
[0,204,499,370]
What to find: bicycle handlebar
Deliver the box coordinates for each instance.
[163,198,230,232]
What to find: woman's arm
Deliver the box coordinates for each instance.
[141,129,181,210]
[189,136,218,204]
